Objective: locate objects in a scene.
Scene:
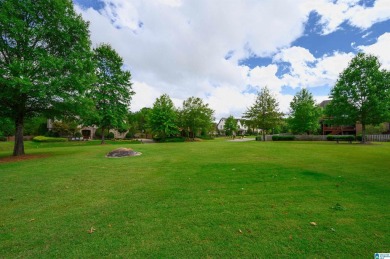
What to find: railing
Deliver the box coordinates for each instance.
[322,126,356,131]
[264,134,390,142]
[364,134,390,142]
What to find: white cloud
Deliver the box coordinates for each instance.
[247,65,283,92]
[74,1,390,120]
[358,32,390,70]
[305,0,390,34]
[205,86,257,119]
[75,0,311,118]
[347,0,390,29]
[100,0,139,30]
[273,46,317,88]
[276,93,295,115]
[157,0,182,7]
[273,47,354,89]
[315,52,355,81]
[130,81,162,112]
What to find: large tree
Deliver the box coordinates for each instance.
[0,0,93,156]
[287,88,321,134]
[244,86,282,141]
[179,97,214,139]
[88,44,133,144]
[149,94,179,140]
[326,53,390,143]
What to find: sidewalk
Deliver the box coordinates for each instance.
[227,137,255,142]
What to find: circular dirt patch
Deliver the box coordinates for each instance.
[106,148,141,158]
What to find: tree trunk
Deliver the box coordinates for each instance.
[262,130,266,141]
[13,113,25,156]
[361,123,366,143]
[101,126,105,144]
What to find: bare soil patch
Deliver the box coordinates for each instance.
[106,148,141,158]
[0,154,49,163]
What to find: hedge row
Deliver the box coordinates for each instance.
[32,136,68,142]
[326,135,355,141]
[272,135,295,141]
[153,137,186,143]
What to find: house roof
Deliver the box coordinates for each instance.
[319,100,331,108]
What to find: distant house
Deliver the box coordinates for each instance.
[318,100,359,135]
[47,119,128,139]
[319,100,389,136]
[216,117,260,135]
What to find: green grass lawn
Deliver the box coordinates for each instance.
[0,139,389,257]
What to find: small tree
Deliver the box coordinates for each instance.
[326,53,390,143]
[224,116,238,137]
[244,86,282,141]
[88,44,133,144]
[51,119,80,137]
[287,89,321,134]
[149,94,179,140]
[180,97,214,140]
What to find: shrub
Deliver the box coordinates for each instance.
[326,135,355,142]
[125,132,133,139]
[255,136,263,141]
[74,132,82,138]
[107,132,115,139]
[196,135,214,140]
[153,137,185,143]
[0,136,7,142]
[32,136,68,142]
[272,135,295,141]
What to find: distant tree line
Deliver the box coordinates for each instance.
[128,95,215,141]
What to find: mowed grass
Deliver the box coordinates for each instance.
[0,140,389,258]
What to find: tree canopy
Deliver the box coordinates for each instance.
[179,97,214,139]
[244,86,282,141]
[87,44,133,144]
[149,94,179,140]
[223,116,238,136]
[326,53,390,142]
[0,0,94,155]
[287,88,321,134]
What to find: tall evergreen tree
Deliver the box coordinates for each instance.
[88,44,133,144]
[287,89,321,134]
[244,86,282,141]
[0,0,94,155]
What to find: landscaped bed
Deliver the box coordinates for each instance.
[0,140,389,257]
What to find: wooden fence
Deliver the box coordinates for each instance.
[364,134,390,142]
[264,134,390,142]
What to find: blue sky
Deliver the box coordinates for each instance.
[74,0,390,119]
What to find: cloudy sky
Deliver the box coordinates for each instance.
[73,0,390,119]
